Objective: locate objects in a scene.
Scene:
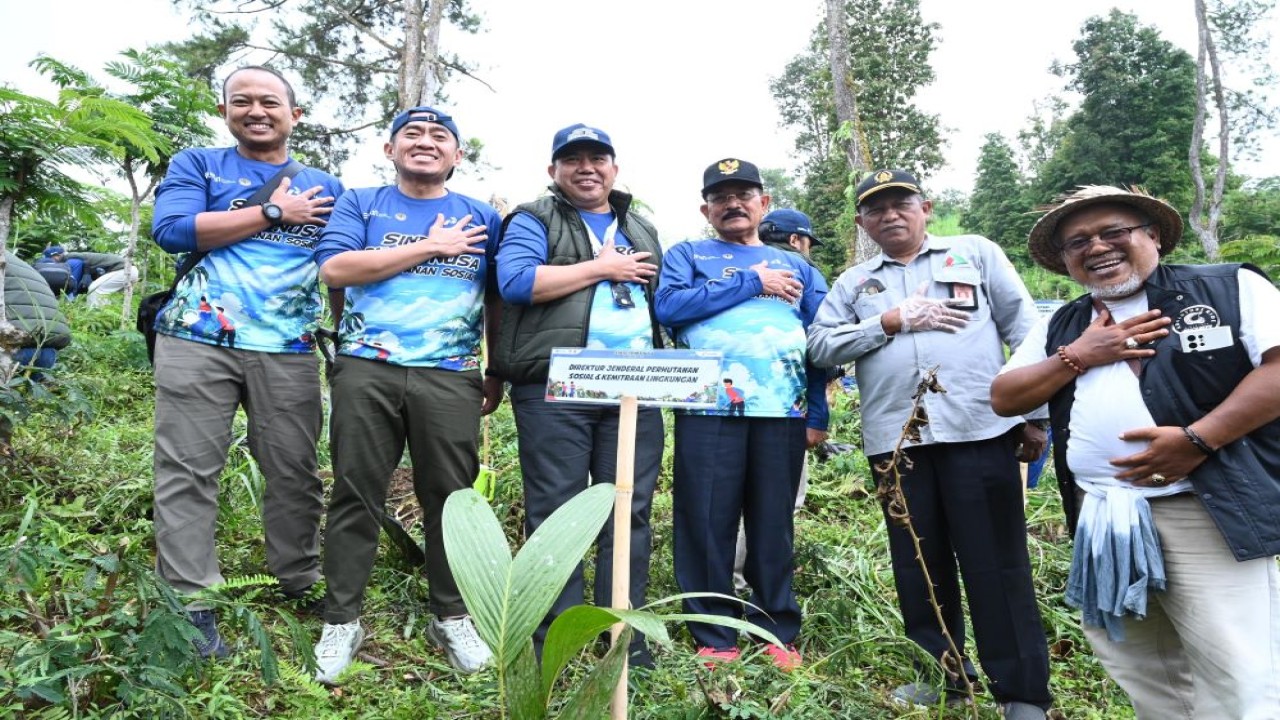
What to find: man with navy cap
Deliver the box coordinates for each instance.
[493,123,664,666]
[808,169,1051,717]
[310,106,500,683]
[655,159,827,670]
[760,208,824,259]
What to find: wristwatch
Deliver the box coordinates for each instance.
[1027,419,1051,432]
[260,202,284,226]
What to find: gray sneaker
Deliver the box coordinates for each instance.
[1002,702,1048,720]
[890,682,972,709]
[428,615,492,674]
[314,621,365,685]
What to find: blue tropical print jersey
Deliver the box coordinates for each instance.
[314,186,500,370]
[151,147,345,353]
[497,209,654,352]
[654,239,825,418]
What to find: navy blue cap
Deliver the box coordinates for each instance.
[702,158,763,195]
[854,169,923,206]
[762,209,823,246]
[43,246,66,258]
[389,106,460,142]
[551,123,614,161]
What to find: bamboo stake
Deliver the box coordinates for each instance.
[610,395,638,719]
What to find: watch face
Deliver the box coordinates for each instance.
[262,203,283,223]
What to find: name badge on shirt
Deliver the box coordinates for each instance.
[948,283,978,311]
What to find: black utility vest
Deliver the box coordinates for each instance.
[1045,264,1280,560]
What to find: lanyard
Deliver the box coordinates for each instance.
[583,216,619,257]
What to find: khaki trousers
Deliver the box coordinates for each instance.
[1084,493,1280,720]
[153,334,324,599]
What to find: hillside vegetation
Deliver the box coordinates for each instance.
[0,300,1135,719]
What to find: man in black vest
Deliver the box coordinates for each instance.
[493,124,663,666]
[992,185,1280,719]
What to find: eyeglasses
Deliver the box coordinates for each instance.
[859,197,922,221]
[1059,223,1153,257]
[706,189,761,206]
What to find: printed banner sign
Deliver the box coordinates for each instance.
[545,348,724,408]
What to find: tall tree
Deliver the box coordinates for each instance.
[1017,97,1070,178]
[33,51,219,327]
[167,0,483,174]
[773,0,943,266]
[825,0,878,263]
[1035,11,1198,209]
[760,167,804,212]
[1189,0,1277,259]
[963,133,1034,263]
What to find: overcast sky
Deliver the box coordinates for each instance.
[2,0,1275,240]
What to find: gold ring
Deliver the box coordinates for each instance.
[1124,337,1140,350]
[1150,473,1167,484]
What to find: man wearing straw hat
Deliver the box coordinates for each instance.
[992,185,1280,718]
[808,169,1051,717]
[310,106,501,683]
[492,123,664,667]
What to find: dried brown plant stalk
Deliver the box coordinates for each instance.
[872,366,979,718]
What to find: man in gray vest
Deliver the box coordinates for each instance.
[493,123,663,666]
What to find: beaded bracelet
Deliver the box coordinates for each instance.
[1056,345,1086,375]
[1182,426,1216,456]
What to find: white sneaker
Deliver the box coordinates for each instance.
[314,621,365,685]
[428,615,492,673]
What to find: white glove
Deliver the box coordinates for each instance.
[897,286,970,333]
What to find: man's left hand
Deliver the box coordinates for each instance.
[1015,422,1047,463]
[481,375,504,416]
[1111,425,1208,487]
[806,428,828,450]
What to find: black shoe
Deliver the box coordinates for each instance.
[628,642,655,670]
[188,609,229,659]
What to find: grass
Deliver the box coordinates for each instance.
[0,299,1137,719]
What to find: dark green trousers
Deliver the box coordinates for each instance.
[322,356,481,623]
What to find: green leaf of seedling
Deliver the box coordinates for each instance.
[503,483,614,659]
[443,484,614,669]
[441,488,515,662]
[541,605,619,697]
[504,640,546,720]
[554,626,631,720]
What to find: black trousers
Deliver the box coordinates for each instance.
[673,414,806,649]
[509,383,664,650]
[870,432,1052,708]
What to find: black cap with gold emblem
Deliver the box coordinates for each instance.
[702,158,764,196]
[854,169,923,207]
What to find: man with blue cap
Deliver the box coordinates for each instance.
[311,106,500,683]
[760,208,824,259]
[493,123,664,667]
